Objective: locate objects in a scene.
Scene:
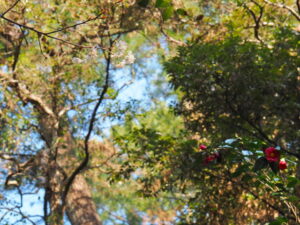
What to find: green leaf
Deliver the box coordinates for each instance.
[269,161,279,174]
[176,8,188,16]
[253,157,268,172]
[241,174,252,182]
[287,177,299,188]
[231,164,248,177]
[162,6,174,21]
[155,0,170,8]
[287,195,300,202]
[106,87,117,98]
[269,216,288,225]
[138,0,150,7]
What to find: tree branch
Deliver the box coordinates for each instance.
[224,91,300,159]
[1,0,21,17]
[62,34,116,203]
[0,72,55,116]
[58,80,133,117]
[244,0,264,43]
[0,1,123,48]
[263,0,300,21]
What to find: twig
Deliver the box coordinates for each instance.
[1,0,21,17]
[156,8,187,46]
[0,1,124,48]
[37,34,47,59]
[45,14,104,35]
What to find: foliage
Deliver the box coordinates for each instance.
[113,104,300,223]
[163,19,300,225]
[0,0,300,224]
[113,4,300,223]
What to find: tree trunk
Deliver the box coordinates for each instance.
[38,115,102,225]
[66,175,102,225]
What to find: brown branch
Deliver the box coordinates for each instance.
[62,32,118,203]
[58,80,133,117]
[244,1,264,43]
[1,0,21,16]
[45,14,104,35]
[0,1,124,48]
[263,0,300,21]
[12,31,25,71]
[156,7,187,47]
[0,14,96,49]
[0,72,55,116]
[159,25,187,46]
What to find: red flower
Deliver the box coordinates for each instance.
[264,147,280,162]
[279,160,287,170]
[199,144,207,150]
[204,153,219,164]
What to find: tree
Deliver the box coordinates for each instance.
[2,0,217,223]
[0,0,183,224]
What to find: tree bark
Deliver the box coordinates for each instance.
[38,115,102,225]
[66,175,102,225]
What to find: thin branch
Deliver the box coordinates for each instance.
[244,1,264,43]
[263,0,300,21]
[0,206,39,225]
[58,97,104,117]
[45,14,104,35]
[12,32,24,71]
[160,28,187,46]
[37,34,47,59]
[0,15,95,49]
[1,0,21,17]
[62,36,115,203]
[224,91,300,159]
[0,152,34,157]
[58,80,133,117]
[0,1,124,48]
[156,7,187,46]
